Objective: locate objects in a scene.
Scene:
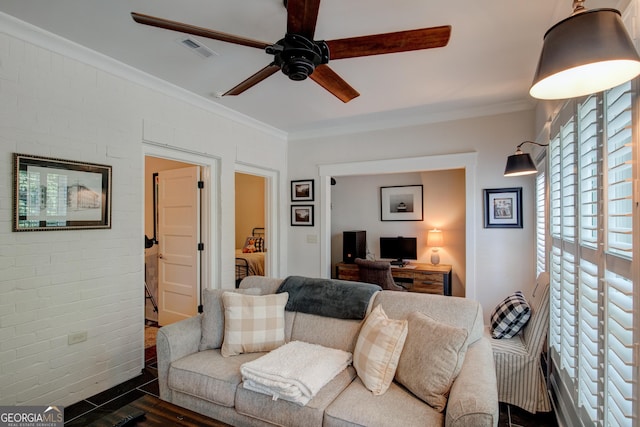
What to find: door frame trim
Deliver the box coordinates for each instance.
[143,143,220,296]
[235,164,281,278]
[318,152,478,300]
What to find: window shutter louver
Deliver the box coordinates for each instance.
[536,172,546,276]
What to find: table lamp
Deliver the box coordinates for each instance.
[427,229,443,265]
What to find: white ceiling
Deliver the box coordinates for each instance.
[0,0,619,137]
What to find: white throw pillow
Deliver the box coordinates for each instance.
[353,305,408,395]
[221,292,288,357]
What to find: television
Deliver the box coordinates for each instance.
[379,237,417,266]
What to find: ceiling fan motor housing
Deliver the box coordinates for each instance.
[269,34,329,81]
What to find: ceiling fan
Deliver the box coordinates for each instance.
[131,0,451,103]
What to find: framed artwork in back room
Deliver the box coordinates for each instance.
[380,185,423,221]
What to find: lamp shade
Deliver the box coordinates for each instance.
[427,229,443,247]
[530,8,640,100]
[504,152,537,176]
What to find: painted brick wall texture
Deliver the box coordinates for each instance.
[0,25,286,406]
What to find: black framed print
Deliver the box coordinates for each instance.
[380,185,424,221]
[484,187,522,228]
[13,153,112,231]
[291,179,314,202]
[291,205,314,226]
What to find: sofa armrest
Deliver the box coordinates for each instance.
[156,315,202,401]
[445,337,499,427]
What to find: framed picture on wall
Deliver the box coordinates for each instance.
[483,187,522,228]
[291,179,314,202]
[13,153,112,231]
[380,185,424,221]
[291,205,314,226]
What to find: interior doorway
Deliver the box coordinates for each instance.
[235,172,267,285]
[144,156,205,326]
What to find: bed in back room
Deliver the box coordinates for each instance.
[236,227,266,286]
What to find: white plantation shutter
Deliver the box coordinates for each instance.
[605,84,634,257]
[536,171,546,276]
[544,80,636,427]
[561,120,577,241]
[578,95,599,249]
[577,260,599,422]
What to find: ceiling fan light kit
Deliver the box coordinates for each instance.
[530,0,640,100]
[131,0,450,103]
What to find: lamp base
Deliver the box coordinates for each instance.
[430,251,440,265]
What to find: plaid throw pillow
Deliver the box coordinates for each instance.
[243,236,265,252]
[221,292,288,357]
[353,305,408,395]
[490,291,531,339]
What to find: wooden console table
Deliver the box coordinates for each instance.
[335,262,452,296]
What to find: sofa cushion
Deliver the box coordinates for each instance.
[290,312,362,353]
[168,349,265,407]
[221,292,288,357]
[395,311,469,412]
[353,305,408,395]
[490,291,531,339]
[199,288,262,351]
[324,377,444,427]
[235,366,356,427]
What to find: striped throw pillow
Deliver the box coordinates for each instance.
[221,292,288,357]
[353,304,408,395]
[490,291,531,339]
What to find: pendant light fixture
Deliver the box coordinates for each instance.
[530,0,640,100]
[504,141,549,177]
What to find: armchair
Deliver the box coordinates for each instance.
[354,258,407,291]
[490,272,551,413]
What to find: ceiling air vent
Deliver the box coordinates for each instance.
[177,37,217,58]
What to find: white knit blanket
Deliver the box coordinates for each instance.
[240,340,352,406]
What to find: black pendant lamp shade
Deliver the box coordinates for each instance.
[504,151,537,176]
[504,141,549,177]
[530,7,640,100]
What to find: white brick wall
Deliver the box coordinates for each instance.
[0,16,287,406]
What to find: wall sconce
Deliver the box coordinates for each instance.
[427,229,444,265]
[504,141,549,177]
[530,0,640,100]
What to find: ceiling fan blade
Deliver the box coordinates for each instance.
[131,12,270,50]
[325,26,451,60]
[286,0,321,39]
[309,64,360,103]
[223,64,281,96]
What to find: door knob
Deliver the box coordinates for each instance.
[159,254,163,259]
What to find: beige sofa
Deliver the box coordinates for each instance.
[156,276,499,427]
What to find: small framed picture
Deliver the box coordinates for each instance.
[291,205,314,226]
[380,185,423,221]
[484,187,522,228]
[291,179,314,202]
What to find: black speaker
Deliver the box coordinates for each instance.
[343,230,366,263]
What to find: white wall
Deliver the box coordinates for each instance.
[288,109,538,320]
[0,17,287,406]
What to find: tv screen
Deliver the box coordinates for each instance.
[379,237,417,265]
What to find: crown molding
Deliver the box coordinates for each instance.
[0,12,287,141]
[287,98,536,141]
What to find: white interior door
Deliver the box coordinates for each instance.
[157,166,200,326]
